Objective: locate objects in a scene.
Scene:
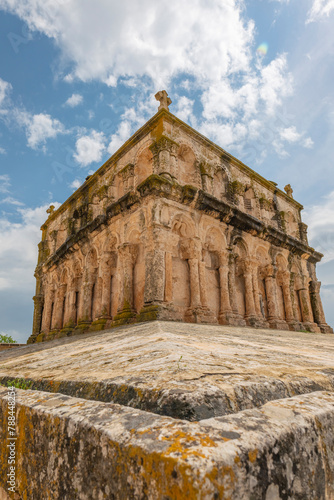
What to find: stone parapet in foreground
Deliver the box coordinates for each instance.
[0,388,333,499]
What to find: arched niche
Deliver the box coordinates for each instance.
[177,144,197,186]
[212,167,229,201]
[135,147,153,186]
[170,216,194,311]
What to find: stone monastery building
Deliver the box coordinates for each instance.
[29,91,332,343]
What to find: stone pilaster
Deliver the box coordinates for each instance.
[51,285,66,331]
[243,260,260,327]
[299,281,321,333]
[228,253,246,326]
[217,252,232,325]
[63,286,76,328]
[199,260,208,308]
[265,265,289,330]
[280,271,299,331]
[113,244,138,324]
[77,278,94,329]
[41,290,54,334]
[164,251,173,303]
[309,281,333,334]
[31,294,44,341]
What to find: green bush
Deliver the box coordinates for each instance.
[0,334,17,344]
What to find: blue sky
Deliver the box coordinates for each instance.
[0,0,333,342]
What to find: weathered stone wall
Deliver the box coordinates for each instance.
[0,387,333,499]
[29,108,332,343]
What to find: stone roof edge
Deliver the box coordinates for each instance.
[163,111,304,211]
[41,109,166,229]
[42,108,303,229]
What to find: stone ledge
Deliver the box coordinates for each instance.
[0,388,333,499]
[1,321,334,421]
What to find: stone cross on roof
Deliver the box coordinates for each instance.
[155,90,172,111]
[284,184,293,198]
[46,205,55,217]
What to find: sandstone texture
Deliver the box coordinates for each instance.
[29,91,332,344]
[1,322,334,498]
[0,387,334,499]
[1,321,334,420]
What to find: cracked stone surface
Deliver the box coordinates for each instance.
[0,388,333,499]
[1,321,334,420]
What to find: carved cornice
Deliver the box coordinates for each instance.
[41,175,322,271]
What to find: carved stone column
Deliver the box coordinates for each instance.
[198,260,208,308]
[179,238,216,324]
[217,252,232,324]
[188,258,201,308]
[228,253,246,326]
[51,285,66,331]
[31,294,44,341]
[164,251,173,303]
[41,290,54,334]
[77,276,94,328]
[144,249,165,304]
[150,136,178,179]
[281,271,295,324]
[64,286,76,328]
[309,281,333,333]
[113,244,138,323]
[298,282,320,332]
[265,265,288,330]
[243,260,257,326]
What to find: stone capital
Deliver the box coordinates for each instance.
[119,243,139,265]
[180,238,202,261]
[217,251,229,268]
[309,280,321,294]
[265,264,276,278]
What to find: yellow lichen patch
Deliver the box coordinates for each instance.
[248,449,258,463]
[161,429,218,461]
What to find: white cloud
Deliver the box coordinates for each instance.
[64,93,83,107]
[70,178,82,190]
[0,174,10,193]
[304,190,334,264]
[279,126,301,142]
[0,196,24,206]
[0,1,312,167]
[74,130,106,166]
[0,1,254,86]
[0,77,12,115]
[174,96,195,125]
[260,55,293,115]
[0,203,60,292]
[14,111,65,150]
[307,0,334,23]
[0,146,6,154]
[107,121,132,155]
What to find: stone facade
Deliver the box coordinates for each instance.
[29,91,332,343]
